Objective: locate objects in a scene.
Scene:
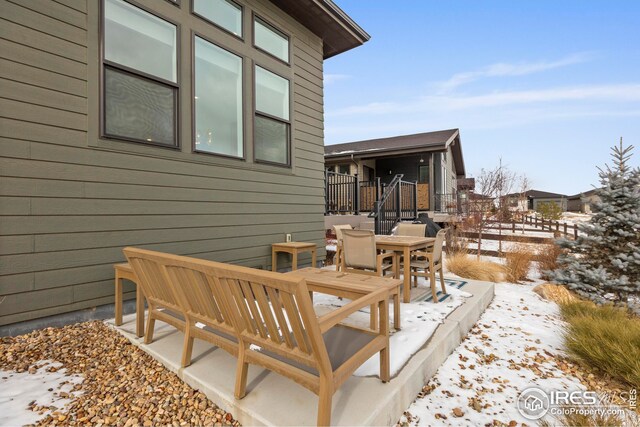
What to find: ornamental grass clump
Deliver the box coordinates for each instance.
[445,253,504,282]
[560,300,640,389]
[504,245,534,283]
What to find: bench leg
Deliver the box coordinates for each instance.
[235,344,249,399]
[136,284,145,337]
[312,248,317,268]
[317,378,333,427]
[114,274,123,326]
[292,249,298,271]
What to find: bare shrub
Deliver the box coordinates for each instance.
[504,244,534,283]
[537,243,563,280]
[445,253,504,282]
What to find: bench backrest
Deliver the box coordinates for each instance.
[212,263,331,376]
[123,247,182,314]
[123,247,237,338]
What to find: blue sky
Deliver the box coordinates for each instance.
[323,1,640,195]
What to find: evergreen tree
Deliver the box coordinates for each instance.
[551,139,640,312]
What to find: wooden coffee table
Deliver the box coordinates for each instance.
[289,267,402,330]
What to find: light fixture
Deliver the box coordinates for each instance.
[419,156,424,163]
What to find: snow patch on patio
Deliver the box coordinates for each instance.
[0,360,83,426]
[313,278,471,377]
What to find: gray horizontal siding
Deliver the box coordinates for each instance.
[0,0,327,326]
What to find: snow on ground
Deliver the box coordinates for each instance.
[466,239,547,254]
[403,282,583,426]
[561,212,592,225]
[0,360,83,426]
[313,276,471,377]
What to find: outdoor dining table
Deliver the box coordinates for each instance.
[375,235,436,303]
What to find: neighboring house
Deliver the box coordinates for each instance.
[0,0,368,331]
[324,129,467,214]
[568,189,601,213]
[524,190,569,212]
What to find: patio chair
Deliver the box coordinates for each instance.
[341,229,396,277]
[214,262,391,426]
[408,229,447,302]
[333,224,352,271]
[395,223,427,237]
[123,247,238,367]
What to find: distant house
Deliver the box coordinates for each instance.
[524,190,569,212]
[324,129,467,216]
[568,189,600,213]
[0,0,368,332]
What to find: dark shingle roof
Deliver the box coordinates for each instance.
[525,190,568,199]
[324,129,459,156]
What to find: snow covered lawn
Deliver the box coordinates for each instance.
[401,281,637,426]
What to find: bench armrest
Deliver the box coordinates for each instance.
[318,288,388,333]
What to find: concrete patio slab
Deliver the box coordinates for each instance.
[108,278,494,426]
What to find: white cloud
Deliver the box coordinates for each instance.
[324,73,351,84]
[328,84,640,117]
[436,52,596,93]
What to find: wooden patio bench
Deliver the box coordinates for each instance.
[123,247,391,426]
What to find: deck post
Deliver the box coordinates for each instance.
[354,173,360,215]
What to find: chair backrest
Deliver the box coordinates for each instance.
[396,223,427,237]
[212,263,331,375]
[341,229,377,270]
[432,229,447,263]
[333,224,353,242]
[123,247,182,313]
[123,247,237,336]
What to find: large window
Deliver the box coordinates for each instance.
[254,16,289,63]
[194,36,243,157]
[254,66,290,165]
[193,0,242,37]
[102,0,178,146]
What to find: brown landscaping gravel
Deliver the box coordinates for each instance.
[0,321,240,427]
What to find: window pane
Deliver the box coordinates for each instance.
[104,0,177,82]
[255,66,289,120]
[419,165,429,183]
[194,36,243,157]
[255,115,288,164]
[193,0,242,37]
[104,67,175,145]
[254,17,288,63]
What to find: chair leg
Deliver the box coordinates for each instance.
[412,268,418,287]
[317,378,333,427]
[430,271,438,302]
[439,267,446,294]
[144,311,156,344]
[235,344,249,399]
[335,247,342,272]
[181,322,194,368]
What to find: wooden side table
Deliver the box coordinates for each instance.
[271,242,317,272]
[114,263,145,337]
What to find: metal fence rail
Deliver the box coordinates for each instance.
[325,170,359,214]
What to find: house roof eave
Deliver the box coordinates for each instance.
[269,0,370,59]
